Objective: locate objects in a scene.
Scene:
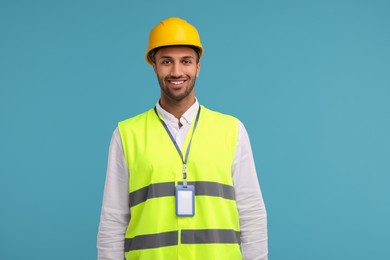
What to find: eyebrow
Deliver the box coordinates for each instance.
[159,55,195,60]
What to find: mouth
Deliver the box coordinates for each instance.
[167,79,187,88]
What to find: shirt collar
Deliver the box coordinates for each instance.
[156,98,200,125]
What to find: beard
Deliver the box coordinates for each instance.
[158,76,197,102]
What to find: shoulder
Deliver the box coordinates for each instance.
[118,108,155,128]
[201,105,239,124]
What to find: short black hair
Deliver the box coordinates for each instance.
[148,45,201,64]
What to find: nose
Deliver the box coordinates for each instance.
[170,62,182,77]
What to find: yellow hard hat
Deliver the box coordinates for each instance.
[145,17,203,65]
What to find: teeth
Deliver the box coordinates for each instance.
[170,81,184,85]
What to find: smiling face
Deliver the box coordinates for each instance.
[153,46,200,106]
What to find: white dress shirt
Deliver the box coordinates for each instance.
[97,100,268,260]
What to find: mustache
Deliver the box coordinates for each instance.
[165,76,189,80]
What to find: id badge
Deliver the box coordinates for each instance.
[175,185,195,217]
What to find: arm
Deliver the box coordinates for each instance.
[232,122,268,260]
[97,128,130,260]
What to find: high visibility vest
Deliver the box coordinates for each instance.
[118,105,242,260]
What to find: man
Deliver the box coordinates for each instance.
[98,17,268,260]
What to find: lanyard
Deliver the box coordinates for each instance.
[154,106,201,187]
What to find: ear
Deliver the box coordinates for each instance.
[196,61,201,77]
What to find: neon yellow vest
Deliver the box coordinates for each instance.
[118,106,242,260]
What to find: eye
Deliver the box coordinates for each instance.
[182,59,192,65]
[161,59,172,65]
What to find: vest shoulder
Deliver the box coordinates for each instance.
[202,106,239,123]
[118,109,155,128]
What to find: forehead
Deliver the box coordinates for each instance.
[155,46,197,59]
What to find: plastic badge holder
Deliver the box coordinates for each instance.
[175,185,195,216]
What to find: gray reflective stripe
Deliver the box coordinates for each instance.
[124,229,239,251]
[129,182,175,207]
[125,231,178,251]
[181,229,241,244]
[180,181,236,200]
[129,181,235,207]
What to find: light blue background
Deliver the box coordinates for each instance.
[1,0,389,259]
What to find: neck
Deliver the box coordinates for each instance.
[159,96,196,120]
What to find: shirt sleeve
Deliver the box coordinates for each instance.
[232,122,268,260]
[97,128,129,260]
